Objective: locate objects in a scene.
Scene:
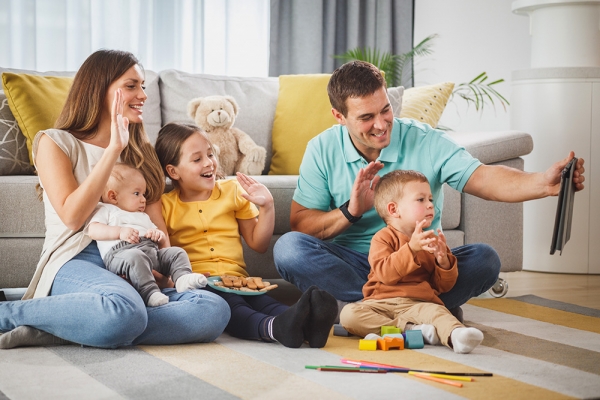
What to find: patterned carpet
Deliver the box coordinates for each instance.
[1,295,599,400]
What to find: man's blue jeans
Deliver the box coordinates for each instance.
[273,232,500,309]
[0,242,230,348]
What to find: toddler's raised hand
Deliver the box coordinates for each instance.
[120,227,139,244]
[432,229,451,269]
[236,172,274,209]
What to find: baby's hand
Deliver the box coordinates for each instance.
[236,172,274,209]
[408,219,436,253]
[145,228,165,243]
[120,227,140,244]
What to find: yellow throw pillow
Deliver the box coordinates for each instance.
[269,74,336,175]
[1,73,73,164]
[400,82,454,128]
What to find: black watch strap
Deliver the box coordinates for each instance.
[339,200,362,223]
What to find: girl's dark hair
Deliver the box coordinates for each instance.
[53,49,164,203]
[327,61,387,117]
[155,122,217,188]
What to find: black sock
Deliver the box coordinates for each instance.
[304,288,338,348]
[271,286,314,348]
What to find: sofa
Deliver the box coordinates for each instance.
[0,66,534,302]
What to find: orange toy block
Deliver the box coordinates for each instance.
[377,336,404,351]
[359,339,378,351]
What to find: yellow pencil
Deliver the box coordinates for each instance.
[408,371,474,382]
[408,372,463,388]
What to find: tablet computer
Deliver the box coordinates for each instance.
[550,157,577,255]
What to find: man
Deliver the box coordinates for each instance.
[273,61,585,320]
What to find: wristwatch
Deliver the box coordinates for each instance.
[339,200,362,223]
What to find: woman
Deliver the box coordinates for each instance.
[0,50,230,349]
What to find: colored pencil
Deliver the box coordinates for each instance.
[410,372,463,387]
[305,365,387,373]
[408,371,474,382]
[341,358,493,377]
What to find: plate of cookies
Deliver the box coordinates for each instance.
[207,275,278,296]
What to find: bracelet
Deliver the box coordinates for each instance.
[339,200,362,223]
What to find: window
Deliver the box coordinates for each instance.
[0,0,270,76]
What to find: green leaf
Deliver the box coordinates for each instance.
[331,37,509,119]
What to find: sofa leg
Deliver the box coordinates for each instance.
[488,278,509,298]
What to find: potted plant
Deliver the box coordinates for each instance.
[333,34,509,115]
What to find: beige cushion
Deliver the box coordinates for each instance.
[400,82,454,128]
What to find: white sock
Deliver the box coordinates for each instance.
[175,273,208,292]
[410,324,440,345]
[148,292,169,307]
[267,317,276,341]
[451,327,484,354]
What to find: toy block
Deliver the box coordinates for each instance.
[333,324,351,337]
[380,326,401,336]
[359,339,378,351]
[404,330,424,349]
[377,336,404,351]
[382,333,404,339]
[364,333,382,340]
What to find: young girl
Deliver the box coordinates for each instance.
[153,122,338,348]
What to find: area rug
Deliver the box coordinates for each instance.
[1,295,599,400]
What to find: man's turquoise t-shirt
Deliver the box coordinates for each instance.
[293,117,481,254]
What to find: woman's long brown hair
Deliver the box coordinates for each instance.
[53,49,164,203]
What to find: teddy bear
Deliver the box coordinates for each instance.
[187,95,266,177]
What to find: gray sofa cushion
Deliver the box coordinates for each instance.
[0,175,45,236]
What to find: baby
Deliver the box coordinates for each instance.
[340,170,484,353]
[87,163,207,306]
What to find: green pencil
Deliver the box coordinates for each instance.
[305,365,387,373]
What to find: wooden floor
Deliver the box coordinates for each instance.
[499,270,600,310]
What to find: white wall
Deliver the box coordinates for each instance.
[414,0,531,132]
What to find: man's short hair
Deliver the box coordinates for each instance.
[374,170,429,223]
[327,61,386,117]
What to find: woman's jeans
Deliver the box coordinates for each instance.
[0,242,230,348]
[273,231,501,309]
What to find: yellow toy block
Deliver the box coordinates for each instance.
[359,339,378,351]
[377,336,404,351]
[380,326,401,336]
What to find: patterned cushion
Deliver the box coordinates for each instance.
[0,91,34,175]
[400,82,454,128]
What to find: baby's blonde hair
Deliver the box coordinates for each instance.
[374,170,429,223]
[102,163,144,202]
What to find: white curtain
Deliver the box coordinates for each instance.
[0,0,270,76]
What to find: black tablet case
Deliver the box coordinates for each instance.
[550,157,577,255]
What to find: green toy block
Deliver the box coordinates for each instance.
[404,330,424,349]
[359,339,378,351]
[380,326,401,336]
